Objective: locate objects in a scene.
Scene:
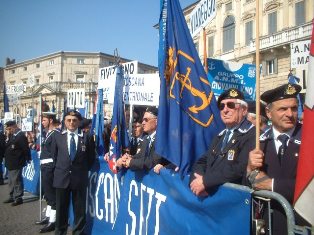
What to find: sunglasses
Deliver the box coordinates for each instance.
[142,117,156,122]
[218,102,240,111]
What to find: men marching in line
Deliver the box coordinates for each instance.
[3,120,31,206]
[35,112,59,233]
[51,110,95,235]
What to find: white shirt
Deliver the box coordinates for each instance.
[272,127,295,154]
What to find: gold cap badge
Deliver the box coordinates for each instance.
[285,84,296,95]
[229,89,238,97]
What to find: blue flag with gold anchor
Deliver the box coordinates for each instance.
[156,0,225,175]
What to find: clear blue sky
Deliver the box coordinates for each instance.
[0,0,196,68]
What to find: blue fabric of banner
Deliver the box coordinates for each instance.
[82,157,252,235]
[22,150,40,195]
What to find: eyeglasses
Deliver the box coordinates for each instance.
[218,102,240,111]
[142,117,156,122]
[66,119,78,123]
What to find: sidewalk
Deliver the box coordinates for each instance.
[0,180,56,235]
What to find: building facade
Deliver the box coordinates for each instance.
[184,0,313,95]
[1,51,157,121]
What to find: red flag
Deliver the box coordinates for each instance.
[294,19,314,226]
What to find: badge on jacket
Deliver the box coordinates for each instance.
[11,144,15,149]
[227,150,235,160]
[82,145,86,152]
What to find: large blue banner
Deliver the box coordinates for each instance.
[85,158,252,235]
[207,58,256,101]
[22,150,40,195]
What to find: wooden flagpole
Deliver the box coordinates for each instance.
[255,0,261,149]
[203,28,208,73]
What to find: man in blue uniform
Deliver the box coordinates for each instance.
[247,83,309,235]
[3,120,31,206]
[35,112,59,233]
[190,88,256,196]
[52,110,95,235]
[120,107,170,171]
[129,117,145,156]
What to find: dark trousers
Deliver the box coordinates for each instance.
[8,168,24,200]
[41,167,56,209]
[55,187,87,235]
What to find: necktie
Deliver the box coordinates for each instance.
[278,134,289,157]
[70,133,76,161]
[146,136,151,155]
[221,130,231,150]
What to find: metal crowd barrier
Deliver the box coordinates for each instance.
[224,183,313,235]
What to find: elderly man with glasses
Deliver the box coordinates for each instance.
[119,106,170,172]
[190,88,256,197]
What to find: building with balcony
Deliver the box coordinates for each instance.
[184,0,313,95]
[1,51,157,120]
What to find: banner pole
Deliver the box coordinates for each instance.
[203,28,208,74]
[255,0,261,150]
[39,94,42,221]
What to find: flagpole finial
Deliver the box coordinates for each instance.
[114,48,121,66]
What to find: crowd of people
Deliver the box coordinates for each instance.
[0,82,311,234]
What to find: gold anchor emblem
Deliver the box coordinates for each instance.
[166,47,215,127]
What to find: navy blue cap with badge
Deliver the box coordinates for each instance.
[145,106,158,117]
[217,88,245,106]
[5,120,17,127]
[261,83,302,104]
[42,112,57,120]
[65,110,83,121]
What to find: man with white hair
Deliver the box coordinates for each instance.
[190,88,256,197]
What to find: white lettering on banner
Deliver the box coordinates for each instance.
[212,81,254,96]
[88,172,97,216]
[291,40,311,68]
[89,172,120,223]
[104,173,120,223]
[22,162,35,181]
[190,0,216,37]
[126,180,167,235]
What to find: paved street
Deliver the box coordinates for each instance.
[0,179,61,235]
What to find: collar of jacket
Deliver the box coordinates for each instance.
[260,122,302,144]
[61,129,83,137]
[218,118,254,137]
[13,129,22,137]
